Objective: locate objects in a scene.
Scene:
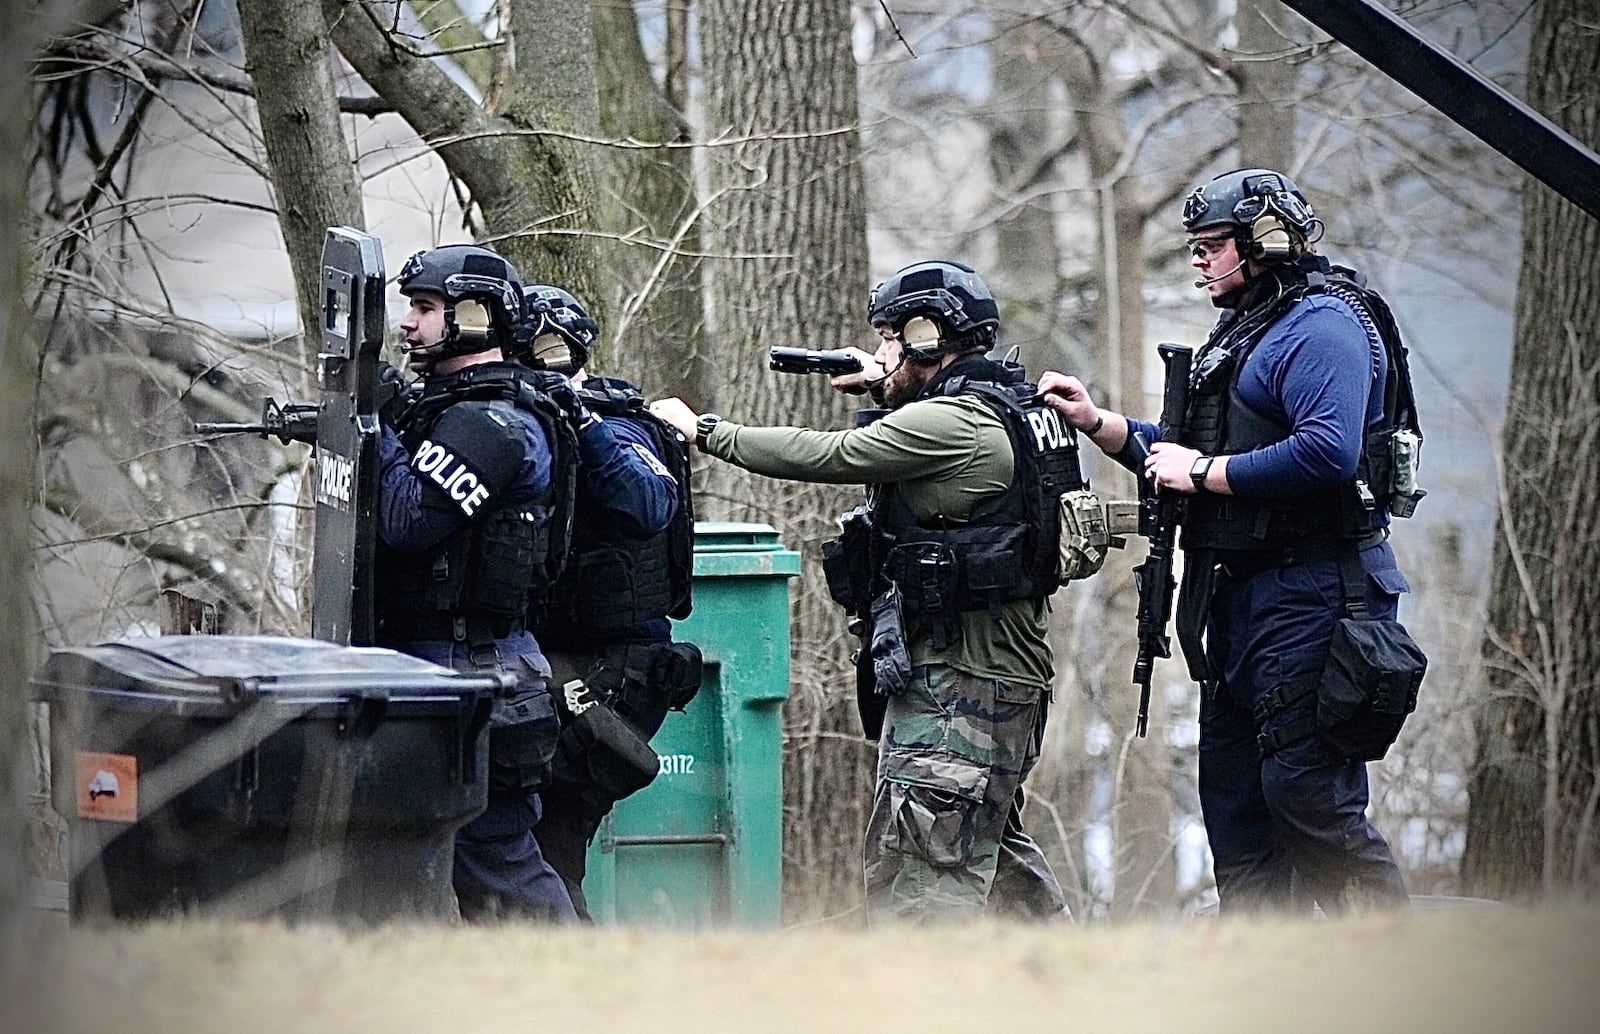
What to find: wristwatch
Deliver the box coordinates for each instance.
[695,412,723,451]
[1189,454,1215,492]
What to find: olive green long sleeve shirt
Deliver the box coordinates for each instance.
[701,396,1053,688]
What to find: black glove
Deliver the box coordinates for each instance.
[376,361,412,426]
[538,372,599,431]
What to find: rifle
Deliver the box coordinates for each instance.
[768,346,864,377]
[1128,342,1194,737]
[195,397,320,446]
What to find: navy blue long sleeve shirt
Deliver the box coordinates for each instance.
[1127,293,1384,499]
[575,415,677,538]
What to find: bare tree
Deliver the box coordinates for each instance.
[1463,0,1600,900]
[237,0,364,353]
[697,0,873,919]
[6,0,128,963]
[321,0,604,300]
[590,0,710,403]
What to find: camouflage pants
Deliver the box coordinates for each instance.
[864,663,1066,923]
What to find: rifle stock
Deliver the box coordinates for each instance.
[1130,342,1194,737]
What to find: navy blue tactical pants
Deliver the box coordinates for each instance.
[1199,540,1410,914]
[401,632,575,923]
[533,643,674,922]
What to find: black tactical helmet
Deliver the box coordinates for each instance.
[397,244,524,364]
[867,259,1000,359]
[519,283,599,373]
[1181,168,1319,261]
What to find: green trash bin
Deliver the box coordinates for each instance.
[582,522,799,927]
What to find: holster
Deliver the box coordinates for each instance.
[550,700,661,814]
[590,641,704,726]
[854,629,888,742]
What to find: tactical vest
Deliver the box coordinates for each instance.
[859,357,1087,647]
[376,363,579,641]
[1181,260,1423,555]
[540,375,696,644]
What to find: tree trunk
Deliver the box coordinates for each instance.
[323,0,602,300]
[987,19,1067,370]
[591,0,709,404]
[1462,0,1600,900]
[698,0,872,919]
[2,0,58,964]
[985,15,1095,911]
[236,0,364,363]
[1232,0,1296,172]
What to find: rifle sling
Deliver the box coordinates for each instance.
[1176,549,1217,682]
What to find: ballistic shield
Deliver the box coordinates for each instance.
[312,227,387,645]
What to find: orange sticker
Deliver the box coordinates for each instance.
[75,751,138,823]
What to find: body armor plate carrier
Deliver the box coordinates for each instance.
[824,356,1089,650]
[541,375,696,644]
[377,364,580,645]
[1180,259,1424,556]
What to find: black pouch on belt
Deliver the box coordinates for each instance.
[869,582,914,697]
[552,700,661,803]
[1316,551,1427,762]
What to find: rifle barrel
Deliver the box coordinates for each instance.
[194,423,265,434]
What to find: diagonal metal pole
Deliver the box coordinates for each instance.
[1278,0,1600,222]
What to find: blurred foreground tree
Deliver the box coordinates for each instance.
[1463,0,1600,899]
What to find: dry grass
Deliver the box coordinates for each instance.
[7,904,1599,1034]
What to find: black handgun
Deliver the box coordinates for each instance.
[768,346,864,377]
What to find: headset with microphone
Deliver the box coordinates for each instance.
[1193,253,1250,289]
[1182,170,1324,282]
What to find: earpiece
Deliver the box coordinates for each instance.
[899,315,943,361]
[1246,191,1306,262]
[453,299,491,343]
[532,333,574,369]
[901,316,941,347]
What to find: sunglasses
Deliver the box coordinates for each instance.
[1186,234,1236,260]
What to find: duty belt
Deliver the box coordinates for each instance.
[377,611,525,644]
[1217,529,1387,580]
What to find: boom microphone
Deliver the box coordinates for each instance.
[1193,255,1247,288]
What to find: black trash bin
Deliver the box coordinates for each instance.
[33,635,510,924]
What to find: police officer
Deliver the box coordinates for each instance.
[514,284,702,921]
[375,244,577,922]
[1039,169,1416,913]
[651,260,1072,923]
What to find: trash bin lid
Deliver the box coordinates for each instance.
[691,522,801,577]
[32,635,509,717]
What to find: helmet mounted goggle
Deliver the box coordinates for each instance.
[1231,188,1314,236]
